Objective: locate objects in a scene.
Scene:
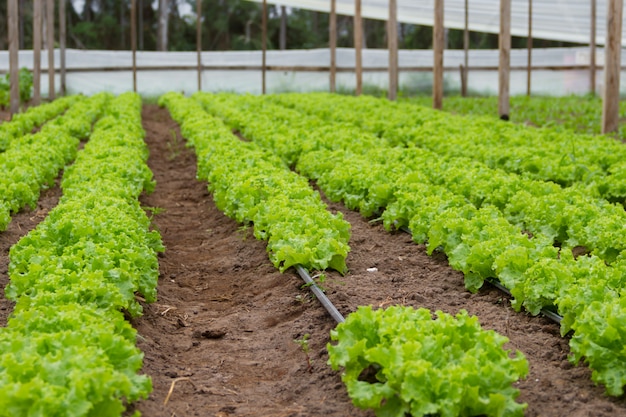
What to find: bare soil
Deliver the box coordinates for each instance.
[2,104,626,417]
[0,110,10,122]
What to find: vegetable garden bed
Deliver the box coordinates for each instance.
[1,98,626,416]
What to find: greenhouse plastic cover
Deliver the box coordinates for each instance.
[0,46,624,97]
[256,0,624,46]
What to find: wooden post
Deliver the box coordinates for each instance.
[433,0,444,110]
[47,0,55,100]
[33,0,42,105]
[330,0,336,92]
[262,0,267,94]
[462,0,468,97]
[354,0,362,95]
[59,0,66,95]
[131,0,137,92]
[388,0,398,100]
[196,0,202,91]
[9,0,19,114]
[590,0,597,95]
[498,0,511,120]
[601,0,623,134]
[526,0,532,96]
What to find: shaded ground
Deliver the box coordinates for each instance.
[1,104,626,416]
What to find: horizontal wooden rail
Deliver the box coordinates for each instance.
[0,63,616,75]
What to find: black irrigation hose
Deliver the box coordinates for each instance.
[295,265,345,323]
[486,278,563,324]
[293,227,563,326]
[399,226,563,324]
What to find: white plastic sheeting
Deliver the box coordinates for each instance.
[252,0,622,45]
[0,47,622,96]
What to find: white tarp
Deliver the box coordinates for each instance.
[0,47,621,96]
[252,0,623,46]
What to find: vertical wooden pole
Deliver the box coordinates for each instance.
[498,0,511,120]
[262,0,267,94]
[388,0,398,100]
[59,0,66,95]
[462,0,468,97]
[47,0,55,100]
[196,0,202,91]
[330,0,336,92]
[433,0,444,110]
[9,0,19,114]
[33,0,42,105]
[354,0,362,95]
[602,0,623,134]
[590,0,597,95]
[131,0,137,92]
[526,0,532,96]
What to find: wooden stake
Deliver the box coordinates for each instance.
[59,0,66,95]
[602,0,623,134]
[354,0,362,95]
[47,0,55,100]
[590,0,597,95]
[330,0,336,92]
[462,0,468,97]
[433,0,444,110]
[526,0,532,96]
[196,0,202,91]
[498,0,511,120]
[131,0,137,92]
[388,0,398,100]
[262,0,267,94]
[9,0,19,114]
[33,0,42,105]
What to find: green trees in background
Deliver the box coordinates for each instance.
[0,0,581,52]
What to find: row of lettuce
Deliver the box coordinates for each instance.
[0,93,163,416]
[409,95,626,140]
[194,92,626,397]
[273,93,626,201]
[160,93,530,416]
[0,95,93,231]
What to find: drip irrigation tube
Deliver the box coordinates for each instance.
[487,278,562,324]
[294,226,563,326]
[295,265,345,323]
[399,226,563,325]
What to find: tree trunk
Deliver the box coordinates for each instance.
[120,0,125,49]
[84,0,92,22]
[18,0,25,50]
[138,0,143,50]
[157,0,168,51]
[280,5,286,50]
[362,17,367,49]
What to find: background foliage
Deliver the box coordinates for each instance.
[0,0,580,52]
